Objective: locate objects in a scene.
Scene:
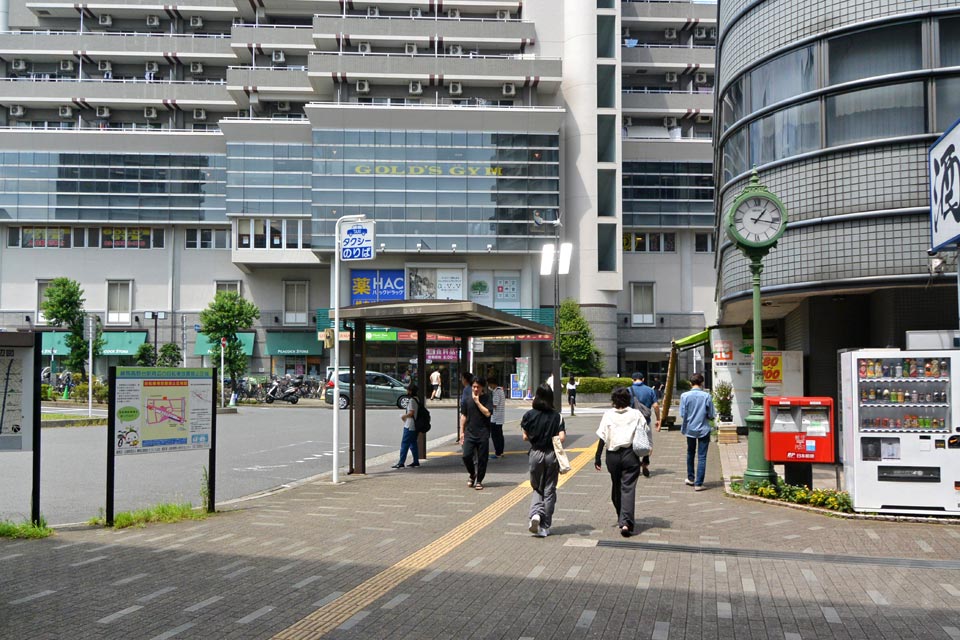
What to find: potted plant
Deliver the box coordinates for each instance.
[713,380,734,423]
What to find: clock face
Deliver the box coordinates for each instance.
[730,195,785,246]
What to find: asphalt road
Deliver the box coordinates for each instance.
[0,405,528,526]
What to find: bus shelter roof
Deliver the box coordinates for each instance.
[337,300,552,338]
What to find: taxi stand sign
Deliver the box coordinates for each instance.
[340,220,376,261]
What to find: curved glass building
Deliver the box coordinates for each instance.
[715,1,960,395]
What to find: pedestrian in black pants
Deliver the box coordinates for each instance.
[595,387,644,536]
[460,376,493,490]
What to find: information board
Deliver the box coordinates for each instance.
[0,335,36,452]
[113,367,213,455]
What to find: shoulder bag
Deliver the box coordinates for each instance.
[632,411,653,458]
[552,435,571,474]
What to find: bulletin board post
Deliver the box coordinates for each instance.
[29,332,41,525]
[106,366,116,526]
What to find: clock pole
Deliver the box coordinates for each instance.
[743,250,777,484]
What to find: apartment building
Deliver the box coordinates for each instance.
[0,0,717,385]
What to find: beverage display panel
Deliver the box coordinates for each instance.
[856,356,950,433]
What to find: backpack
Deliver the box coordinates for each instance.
[413,399,432,433]
[630,385,652,421]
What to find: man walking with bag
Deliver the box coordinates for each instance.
[679,373,715,491]
[629,372,660,477]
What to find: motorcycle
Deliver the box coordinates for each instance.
[264,374,301,404]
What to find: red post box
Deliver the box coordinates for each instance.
[764,396,835,464]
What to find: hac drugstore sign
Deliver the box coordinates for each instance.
[353,164,503,176]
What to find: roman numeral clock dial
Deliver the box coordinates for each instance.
[727,191,787,250]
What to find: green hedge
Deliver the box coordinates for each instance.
[575,377,635,394]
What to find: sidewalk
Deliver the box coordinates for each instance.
[3,416,960,639]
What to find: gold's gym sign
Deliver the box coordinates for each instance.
[353,164,503,176]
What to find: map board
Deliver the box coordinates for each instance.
[0,334,36,452]
[113,367,213,455]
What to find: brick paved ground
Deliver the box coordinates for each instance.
[3,415,960,639]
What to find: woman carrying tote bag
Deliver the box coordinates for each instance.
[521,385,565,538]
[594,387,644,537]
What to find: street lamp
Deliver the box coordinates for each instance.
[537,211,572,411]
[144,311,166,359]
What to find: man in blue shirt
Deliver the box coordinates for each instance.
[629,372,660,477]
[679,372,715,491]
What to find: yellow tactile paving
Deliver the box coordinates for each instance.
[273,443,597,639]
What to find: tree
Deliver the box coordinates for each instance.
[135,343,157,367]
[557,298,602,376]
[157,342,183,368]
[40,277,102,375]
[199,291,260,385]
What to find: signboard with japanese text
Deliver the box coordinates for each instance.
[339,220,376,261]
[427,348,459,361]
[351,269,405,305]
[0,339,36,452]
[436,269,464,300]
[930,117,960,252]
[113,368,214,455]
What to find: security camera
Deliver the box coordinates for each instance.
[928,249,939,257]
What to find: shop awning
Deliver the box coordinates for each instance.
[194,332,255,356]
[673,329,710,352]
[101,331,148,356]
[41,331,70,356]
[264,332,322,356]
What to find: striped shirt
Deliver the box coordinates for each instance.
[490,386,505,426]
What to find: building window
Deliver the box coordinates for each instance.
[100,227,161,249]
[7,227,19,248]
[749,46,816,112]
[749,100,820,167]
[216,281,241,296]
[37,280,50,325]
[631,283,654,326]
[826,82,925,147]
[695,233,715,253]
[828,22,921,86]
[9,227,72,248]
[233,219,305,249]
[186,228,230,249]
[283,281,308,325]
[622,232,676,253]
[107,281,132,325]
[74,228,86,248]
[941,17,960,67]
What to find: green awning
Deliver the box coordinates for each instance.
[673,329,710,352]
[41,331,70,356]
[264,332,322,356]
[101,331,148,356]
[194,332,255,356]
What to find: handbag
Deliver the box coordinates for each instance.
[552,435,572,474]
[632,412,653,458]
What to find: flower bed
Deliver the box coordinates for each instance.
[730,478,853,513]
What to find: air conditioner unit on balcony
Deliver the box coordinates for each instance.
[11,59,26,71]
[663,116,678,128]
[665,71,678,83]
[272,50,285,63]
[695,114,712,124]
[410,7,421,17]
[145,61,159,73]
[405,43,418,55]
[496,9,510,20]
[96,106,111,118]
[9,105,24,117]
[59,106,73,118]
[98,60,112,72]
[408,80,423,95]
[356,79,370,94]
[144,107,158,119]
[694,27,706,39]
[502,82,516,96]
[664,28,677,40]
[446,8,460,18]
[367,6,379,17]
[59,60,75,71]
[358,42,371,54]
[277,101,291,111]
[448,81,463,95]
[695,72,708,84]
[447,44,463,55]
[190,62,204,73]
[193,108,207,120]
[623,116,633,126]
[190,16,203,28]
[98,14,112,26]
[146,15,160,27]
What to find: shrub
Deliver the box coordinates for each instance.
[40,384,52,401]
[735,479,853,513]
[575,377,635,395]
[676,379,692,392]
[712,380,733,420]
[71,379,108,404]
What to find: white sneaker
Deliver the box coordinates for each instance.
[537,527,549,538]
[529,514,541,534]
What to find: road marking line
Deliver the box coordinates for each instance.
[252,522,285,527]
[218,560,246,571]
[138,587,176,602]
[52,542,84,550]
[381,594,409,610]
[113,574,150,589]
[70,555,107,567]
[8,590,56,605]
[185,595,223,612]
[237,606,274,624]
[145,533,176,543]
[149,622,194,640]
[272,443,596,640]
[209,534,235,542]
[174,552,201,563]
[225,567,255,579]
[1,553,24,561]
[98,605,143,624]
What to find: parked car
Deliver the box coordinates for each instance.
[324,370,410,409]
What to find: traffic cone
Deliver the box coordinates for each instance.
[229,392,237,407]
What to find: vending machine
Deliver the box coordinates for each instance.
[840,349,960,515]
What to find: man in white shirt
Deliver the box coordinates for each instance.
[487,376,506,458]
[429,368,441,400]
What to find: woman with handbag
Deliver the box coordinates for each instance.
[521,384,565,538]
[594,386,646,537]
